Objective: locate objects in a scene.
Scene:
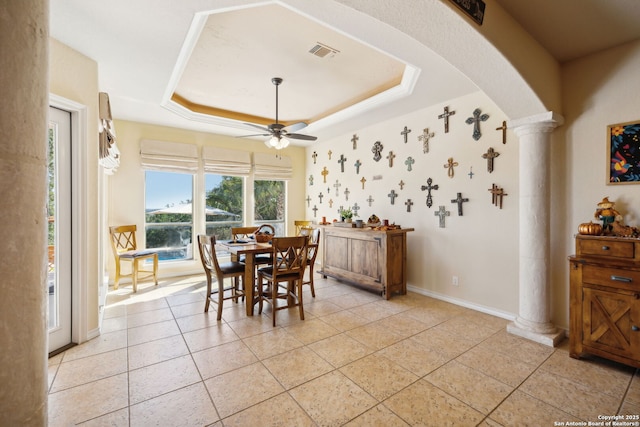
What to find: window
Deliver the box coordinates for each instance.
[254,179,285,236]
[205,174,243,239]
[145,171,194,261]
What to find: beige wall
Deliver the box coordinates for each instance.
[107,120,307,280]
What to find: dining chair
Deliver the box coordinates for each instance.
[230,225,274,268]
[301,227,321,298]
[109,225,158,293]
[197,235,246,321]
[257,236,308,327]
[294,220,312,236]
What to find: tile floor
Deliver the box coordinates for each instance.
[48,273,640,426]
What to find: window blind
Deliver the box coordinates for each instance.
[202,146,251,176]
[140,139,198,173]
[253,152,293,180]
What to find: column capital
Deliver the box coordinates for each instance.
[508,111,564,137]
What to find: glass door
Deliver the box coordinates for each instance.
[48,106,72,353]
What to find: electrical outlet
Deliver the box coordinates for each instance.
[452,276,459,286]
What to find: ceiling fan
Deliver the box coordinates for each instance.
[238,77,317,149]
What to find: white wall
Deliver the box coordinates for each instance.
[306,91,520,318]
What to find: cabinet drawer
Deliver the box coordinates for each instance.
[583,265,640,292]
[578,238,635,259]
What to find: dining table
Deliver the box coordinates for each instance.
[216,239,273,316]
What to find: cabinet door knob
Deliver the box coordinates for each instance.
[601,245,610,250]
[632,325,639,332]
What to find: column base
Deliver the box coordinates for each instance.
[507,322,565,347]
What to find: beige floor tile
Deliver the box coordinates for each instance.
[100,315,127,334]
[410,327,474,359]
[490,390,580,427]
[402,306,455,328]
[289,370,377,426]
[128,334,189,370]
[372,312,431,338]
[226,315,277,338]
[426,360,513,414]
[48,373,129,427]
[284,317,341,344]
[176,311,226,334]
[320,309,372,331]
[242,328,304,359]
[626,372,640,406]
[455,344,537,387]
[48,363,59,391]
[182,322,240,353]
[165,291,205,307]
[51,348,128,392]
[102,303,126,319]
[340,353,419,400]
[263,346,334,389]
[348,302,398,322]
[384,378,485,426]
[62,329,127,362]
[130,382,219,427]
[620,400,640,416]
[433,316,498,344]
[127,318,181,346]
[308,332,373,368]
[460,310,510,332]
[303,299,344,317]
[328,292,379,310]
[129,354,201,404]
[346,322,405,350]
[126,307,175,328]
[76,408,129,426]
[222,392,315,427]
[125,297,169,314]
[204,362,285,418]
[192,340,258,380]
[377,338,450,377]
[170,300,206,319]
[520,369,621,420]
[343,404,410,426]
[480,330,554,366]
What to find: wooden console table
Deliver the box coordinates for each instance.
[319,225,414,299]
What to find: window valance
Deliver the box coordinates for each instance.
[140,139,198,173]
[253,152,292,180]
[202,146,251,176]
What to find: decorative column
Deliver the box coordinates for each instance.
[506,111,565,347]
[0,0,50,424]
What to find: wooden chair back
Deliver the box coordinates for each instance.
[109,224,139,255]
[294,220,312,236]
[231,226,259,242]
[271,236,308,279]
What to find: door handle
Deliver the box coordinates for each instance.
[611,275,632,283]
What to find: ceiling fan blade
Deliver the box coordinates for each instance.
[287,133,318,141]
[282,122,308,133]
[242,122,271,133]
[235,133,271,138]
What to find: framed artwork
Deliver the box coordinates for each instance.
[607,120,640,184]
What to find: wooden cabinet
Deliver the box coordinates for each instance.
[319,226,414,299]
[569,235,640,368]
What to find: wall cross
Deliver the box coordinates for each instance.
[401,126,411,143]
[388,189,398,205]
[360,177,366,189]
[372,141,383,162]
[328,199,334,208]
[312,205,318,217]
[482,147,500,173]
[306,196,311,207]
[308,175,314,186]
[351,134,359,149]
[333,179,341,197]
[465,108,490,141]
[366,195,374,207]
[434,205,450,228]
[489,184,508,209]
[405,156,415,171]
[496,120,507,144]
[405,199,413,213]
[444,157,459,178]
[386,150,396,167]
[438,106,456,133]
[312,151,317,164]
[419,128,435,153]
[344,187,350,201]
[352,203,360,217]
[420,177,439,208]
[321,166,329,183]
[338,154,347,172]
[451,192,469,216]
[328,150,332,160]
[318,192,324,204]
[354,159,362,174]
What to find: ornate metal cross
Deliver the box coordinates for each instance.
[308,175,314,186]
[405,157,415,171]
[482,147,500,173]
[333,179,341,197]
[306,196,311,207]
[318,192,324,204]
[360,177,366,189]
[419,128,435,153]
[386,151,396,167]
[372,141,383,162]
[465,108,490,141]
[351,134,359,149]
[444,157,459,178]
[344,187,350,201]
[438,106,456,133]
[401,126,411,143]
[321,166,329,183]
[399,180,405,190]
[338,154,347,172]
[312,205,318,217]
[366,195,374,207]
[388,189,398,205]
[328,150,332,160]
[434,205,450,228]
[489,184,508,209]
[421,177,439,208]
[354,159,362,174]
[496,120,507,144]
[405,199,413,213]
[352,203,360,217]
[451,192,469,216]
[312,151,317,164]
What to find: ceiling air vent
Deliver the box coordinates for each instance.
[309,42,339,58]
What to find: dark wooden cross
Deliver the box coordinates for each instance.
[354,159,362,174]
[451,192,469,216]
[366,195,374,207]
[321,166,329,183]
[312,205,318,217]
[401,126,411,143]
[306,195,311,207]
[468,166,474,179]
[421,177,439,208]
[312,151,318,164]
[419,128,435,153]
[328,199,333,208]
[352,203,360,217]
[360,177,366,189]
[388,189,398,205]
[351,134,359,149]
[489,184,508,209]
[405,156,415,171]
[327,187,330,194]
[482,147,500,173]
[328,150,332,160]
[434,205,450,228]
[444,157,459,178]
[496,120,507,144]
[344,187,350,201]
[333,179,341,196]
[308,175,314,186]
[399,180,405,190]
[465,108,490,141]
[386,151,396,167]
[372,141,383,162]
[438,106,456,133]
[318,192,324,204]
[338,154,347,172]
[405,199,414,212]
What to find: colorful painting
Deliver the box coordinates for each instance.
[608,121,640,184]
